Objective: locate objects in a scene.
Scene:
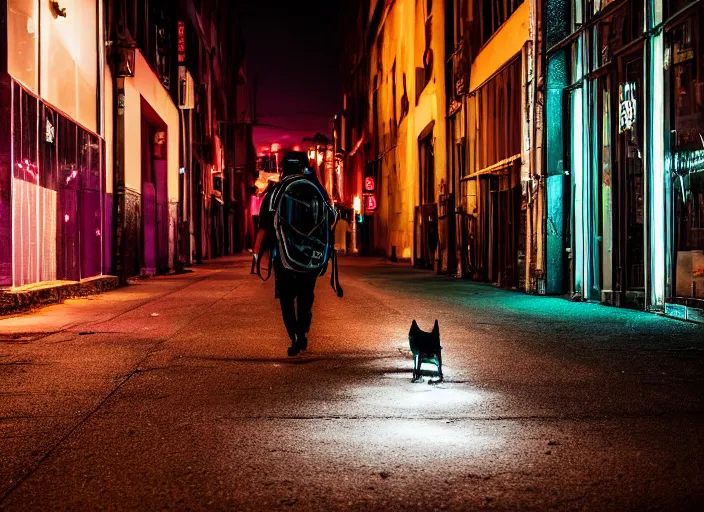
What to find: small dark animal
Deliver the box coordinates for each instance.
[408,319,443,383]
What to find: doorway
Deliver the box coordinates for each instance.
[616,55,645,295]
[140,99,169,275]
[415,128,437,268]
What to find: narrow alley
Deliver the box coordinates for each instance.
[1,257,702,510]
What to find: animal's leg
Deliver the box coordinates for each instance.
[413,355,421,382]
[436,351,444,383]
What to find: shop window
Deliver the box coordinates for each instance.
[669,10,704,298]
[39,0,98,133]
[79,130,102,279]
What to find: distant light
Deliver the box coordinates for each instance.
[64,214,70,223]
[292,145,301,151]
[179,167,186,175]
[271,143,280,153]
[353,196,361,214]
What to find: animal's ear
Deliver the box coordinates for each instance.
[432,320,439,334]
[411,320,418,328]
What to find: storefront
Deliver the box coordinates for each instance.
[0,0,107,289]
[545,0,651,306]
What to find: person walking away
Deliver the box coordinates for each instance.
[334,211,351,255]
[249,188,265,273]
[254,151,341,356]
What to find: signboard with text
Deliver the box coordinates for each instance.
[618,82,637,133]
[177,21,186,63]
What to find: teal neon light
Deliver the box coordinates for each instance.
[572,86,585,295]
[650,33,665,307]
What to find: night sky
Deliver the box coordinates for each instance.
[237,1,343,150]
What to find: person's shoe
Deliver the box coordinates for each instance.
[297,335,308,351]
[287,342,302,357]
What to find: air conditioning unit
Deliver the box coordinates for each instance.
[178,66,194,110]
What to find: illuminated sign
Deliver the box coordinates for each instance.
[365,194,377,212]
[618,82,637,133]
[364,176,375,191]
[177,21,186,63]
[674,149,704,174]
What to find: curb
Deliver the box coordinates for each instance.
[0,276,121,316]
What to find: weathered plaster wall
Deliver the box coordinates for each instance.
[371,0,447,262]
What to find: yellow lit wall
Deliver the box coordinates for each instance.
[121,51,180,202]
[369,0,447,260]
[469,1,529,92]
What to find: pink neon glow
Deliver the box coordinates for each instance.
[64,214,70,223]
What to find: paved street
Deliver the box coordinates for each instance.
[0,256,702,510]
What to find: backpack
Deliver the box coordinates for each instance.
[256,174,343,298]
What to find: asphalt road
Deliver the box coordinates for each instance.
[0,256,702,511]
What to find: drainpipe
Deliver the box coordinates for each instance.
[113,76,126,282]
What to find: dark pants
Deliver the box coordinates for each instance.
[274,260,317,343]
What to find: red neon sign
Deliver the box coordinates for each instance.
[177,21,186,63]
[364,176,375,191]
[365,194,377,211]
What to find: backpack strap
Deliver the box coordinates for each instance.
[329,249,344,298]
[256,247,273,282]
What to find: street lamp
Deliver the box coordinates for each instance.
[110,43,137,78]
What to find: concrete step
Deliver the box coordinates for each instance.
[0,276,120,316]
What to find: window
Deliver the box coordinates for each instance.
[415,0,434,101]
[6,0,38,91]
[667,0,701,17]
[669,10,704,264]
[474,0,525,50]
[468,57,522,174]
[391,61,398,137]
